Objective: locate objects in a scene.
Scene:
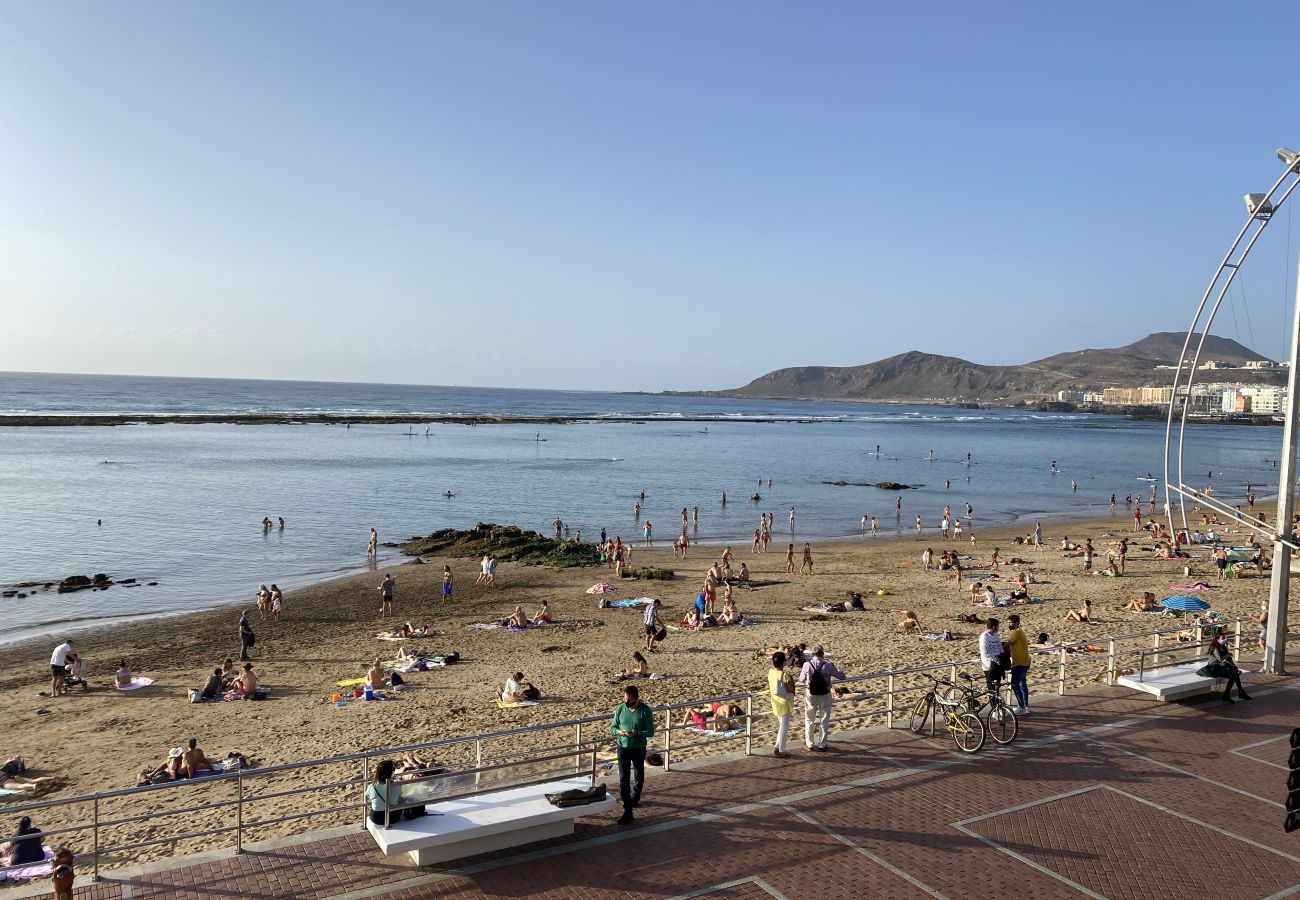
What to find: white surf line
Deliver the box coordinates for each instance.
[1093,739,1284,808]
[785,806,951,900]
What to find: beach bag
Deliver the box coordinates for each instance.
[188,689,203,703]
[1197,661,1228,678]
[849,595,865,610]
[546,783,607,808]
[1037,632,1049,644]
[808,662,830,696]
[600,598,611,608]
[997,651,1012,670]
[390,672,405,687]
[655,626,667,642]
[402,804,427,819]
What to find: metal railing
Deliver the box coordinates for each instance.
[0,614,1273,880]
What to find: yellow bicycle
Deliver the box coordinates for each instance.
[907,674,986,753]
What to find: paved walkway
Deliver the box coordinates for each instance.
[24,669,1300,899]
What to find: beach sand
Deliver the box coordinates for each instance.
[0,509,1276,864]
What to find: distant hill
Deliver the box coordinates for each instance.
[694,333,1280,404]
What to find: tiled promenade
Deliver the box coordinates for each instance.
[19,668,1300,899]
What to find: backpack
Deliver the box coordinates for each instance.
[808,661,829,696]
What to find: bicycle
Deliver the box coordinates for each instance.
[954,672,1019,745]
[907,674,986,753]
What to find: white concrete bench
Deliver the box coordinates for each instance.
[365,776,614,865]
[1116,661,1218,701]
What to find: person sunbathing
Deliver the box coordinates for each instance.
[367,658,386,690]
[681,702,741,731]
[233,663,257,697]
[507,606,529,628]
[1064,599,1093,623]
[894,609,922,634]
[530,601,552,624]
[1123,590,1164,611]
[1,758,57,793]
[378,623,416,639]
[139,747,185,784]
[737,562,750,582]
[180,738,215,778]
[719,598,741,625]
[396,752,448,779]
[680,609,702,628]
[396,645,425,661]
[115,658,134,688]
[621,651,650,679]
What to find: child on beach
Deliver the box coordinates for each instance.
[442,565,453,599]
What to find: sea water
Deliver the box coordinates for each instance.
[0,372,1282,643]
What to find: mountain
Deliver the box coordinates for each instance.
[700,333,1279,403]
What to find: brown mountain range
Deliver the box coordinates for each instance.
[692,333,1282,404]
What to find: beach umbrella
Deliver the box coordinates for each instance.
[586,582,618,594]
[1161,595,1210,612]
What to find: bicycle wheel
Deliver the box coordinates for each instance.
[984,702,1018,744]
[950,711,986,753]
[908,694,932,734]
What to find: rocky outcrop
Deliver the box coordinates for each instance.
[400,523,599,568]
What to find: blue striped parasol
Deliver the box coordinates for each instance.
[1161,595,1211,612]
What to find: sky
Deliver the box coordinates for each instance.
[3,1,1300,391]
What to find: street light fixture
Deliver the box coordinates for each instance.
[1278,147,1300,170]
[1246,193,1275,217]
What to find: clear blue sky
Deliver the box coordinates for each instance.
[2,2,1299,391]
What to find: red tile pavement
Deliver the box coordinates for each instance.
[48,671,1300,899]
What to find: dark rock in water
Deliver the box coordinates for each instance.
[43,582,53,589]
[92,573,110,584]
[58,575,94,594]
[15,581,41,589]
[401,523,598,568]
[822,480,874,487]
[16,592,26,599]
[1,591,15,598]
[147,581,158,586]
[874,482,916,490]
[119,578,137,585]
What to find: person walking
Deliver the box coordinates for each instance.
[609,685,655,824]
[978,618,1005,695]
[1004,614,1031,714]
[238,612,255,662]
[643,598,661,653]
[798,645,845,752]
[378,574,394,617]
[768,651,795,758]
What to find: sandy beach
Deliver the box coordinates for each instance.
[0,508,1278,864]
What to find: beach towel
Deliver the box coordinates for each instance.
[666,622,700,631]
[800,604,855,614]
[607,598,654,608]
[961,571,996,580]
[336,677,368,688]
[377,635,411,641]
[393,659,446,673]
[686,726,745,738]
[116,676,154,691]
[921,631,953,641]
[506,622,549,632]
[0,848,53,883]
[471,623,502,630]
[495,699,538,708]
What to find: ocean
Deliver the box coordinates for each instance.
[0,372,1282,644]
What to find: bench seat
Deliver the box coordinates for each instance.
[365,776,614,865]
[1115,661,1218,701]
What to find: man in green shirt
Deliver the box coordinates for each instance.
[609,684,656,824]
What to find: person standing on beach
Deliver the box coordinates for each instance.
[915,515,923,541]
[238,613,255,662]
[1081,539,1093,574]
[378,574,394,617]
[800,543,814,575]
[768,651,795,758]
[367,528,378,558]
[1004,614,1031,714]
[442,566,453,600]
[785,544,796,574]
[799,645,845,752]
[978,618,1005,695]
[610,684,655,824]
[1033,522,1043,552]
[870,516,878,537]
[643,599,661,652]
[256,584,270,621]
[643,521,653,544]
[49,639,73,697]
[270,585,283,622]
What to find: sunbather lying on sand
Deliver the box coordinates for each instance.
[681,702,742,731]
[1,758,58,793]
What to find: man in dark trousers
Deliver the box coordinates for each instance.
[609,684,656,824]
